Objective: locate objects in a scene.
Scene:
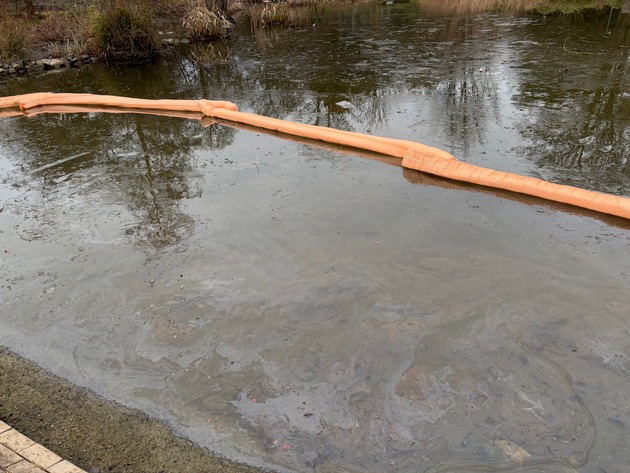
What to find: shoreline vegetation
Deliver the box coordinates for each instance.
[0,0,628,77]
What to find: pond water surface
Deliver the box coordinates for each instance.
[1,5,630,472]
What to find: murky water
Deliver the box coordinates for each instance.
[2,5,630,472]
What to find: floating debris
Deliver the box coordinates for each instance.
[335,100,354,109]
[495,439,530,463]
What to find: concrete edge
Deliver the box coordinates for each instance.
[0,421,86,473]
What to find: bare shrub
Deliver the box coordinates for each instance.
[35,11,76,43]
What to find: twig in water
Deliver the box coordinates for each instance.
[15,229,32,241]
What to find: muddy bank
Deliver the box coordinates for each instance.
[0,347,263,473]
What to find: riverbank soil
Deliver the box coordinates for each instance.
[0,347,261,473]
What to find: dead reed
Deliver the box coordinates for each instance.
[183,5,234,40]
[248,2,316,29]
[0,15,27,59]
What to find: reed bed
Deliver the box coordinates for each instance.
[0,0,625,64]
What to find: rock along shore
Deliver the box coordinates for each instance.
[0,56,97,79]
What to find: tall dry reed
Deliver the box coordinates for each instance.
[0,16,28,59]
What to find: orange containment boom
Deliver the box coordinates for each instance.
[2,92,630,221]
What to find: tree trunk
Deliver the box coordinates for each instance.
[24,0,35,17]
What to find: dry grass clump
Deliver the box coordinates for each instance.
[183,5,234,40]
[34,8,98,58]
[417,0,545,13]
[283,4,316,25]
[92,0,159,60]
[46,35,92,58]
[249,2,315,29]
[34,11,77,43]
[0,15,28,59]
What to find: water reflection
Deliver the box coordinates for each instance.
[514,14,630,192]
[2,109,236,249]
[223,8,630,194]
[4,6,623,196]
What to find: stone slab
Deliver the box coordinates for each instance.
[0,445,22,468]
[18,445,62,470]
[0,431,34,453]
[0,423,85,473]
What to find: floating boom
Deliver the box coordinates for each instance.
[2,92,629,221]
